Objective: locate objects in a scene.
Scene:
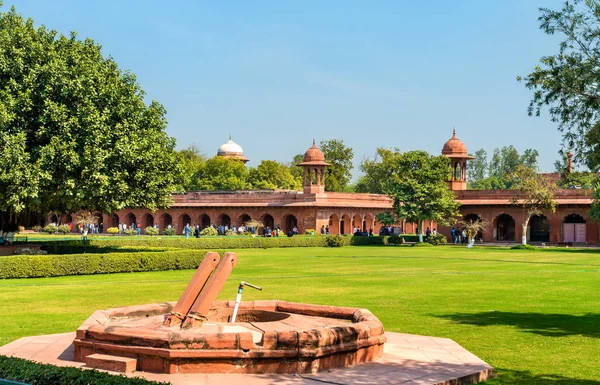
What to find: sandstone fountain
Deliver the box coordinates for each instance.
[73,252,387,374]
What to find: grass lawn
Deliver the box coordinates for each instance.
[0,246,598,384]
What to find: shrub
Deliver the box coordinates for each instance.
[106,227,119,234]
[123,228,137,235]
[426,234,447,246]
[0,355,167,385]
[162,227,176,236]
[388,234,404,246]
[43,224,57,234]
[0,250,217,279]
[412,242,434,247]
[325,234,345,247]
[144,226,159,236]
[57,224,71,234]
[16,226,24,233]
[32,225,43,232]
[200,227,218,236]
[241,231,253,236]
[225,229,238,236]
[511,244,537,250]
[304,229,316,235]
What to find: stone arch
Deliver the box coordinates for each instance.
[283,214,298,234]
[161,213,173,230]
[328,214,340,234]
[528,214,550,242]
[65,214,73,225]
[94,212,103,227]
[463,213,483,240]
[364,214,374,234]
[124,213,136,227]
[199,214,211,229]
[564,213,586,223]
[563,213,586,243]
[111,214,119,228]
[239,214,252,227]
[178,214,192,231]
[352,214,362,232]
[143,213,154,229]
[494,213,515,241]
[50,213,58,224]
[260,214,274,235]
[454,162,461,181]
[218,214,231,228]
[340,214,351,235]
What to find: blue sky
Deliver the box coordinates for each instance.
[10,0,566,175]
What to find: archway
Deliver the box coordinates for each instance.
[329,214,340,234]
[161,213,173,230]
[495,214,515,241]
[283,214,298,234]
[528,215,550,242]
[65,214,72,225]
[340,214,351,235]
[50,214,58,224]
[144,214,154,229]
[125,213,136,228]
[239,214,251,227]
[364,214,374,234]
[112,214,119,228]
[179,214,192,231]
[563,213,586,243]
[260,214,274,234]
[463,213,483,240]
[199,214,211,229]
[218,214,231,228]
[352,215,362,233]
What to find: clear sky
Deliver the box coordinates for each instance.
[10,0,567,175]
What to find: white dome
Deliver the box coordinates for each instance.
[217,138,244,156]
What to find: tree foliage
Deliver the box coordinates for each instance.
[320,139,354,192]
[0,5,182,226]
[379,150,460,241]
[509,165,558,244]
[177,144,206,191]
[519,0,600,168]
[468,146,539,189]
[356,148,398,194]
[248,160,301,190]
[195,157,249,190]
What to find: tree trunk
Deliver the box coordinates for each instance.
[418,220,424,243]
[521,214,532,245]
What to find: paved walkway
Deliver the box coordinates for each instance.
[0,332,493,385]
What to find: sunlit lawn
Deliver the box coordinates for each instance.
[0,246,598,384]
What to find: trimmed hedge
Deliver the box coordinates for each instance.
[31,234,423,251]
[0,356,167,385]
[0,249,215,279]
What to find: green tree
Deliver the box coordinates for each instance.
[0,5,182,228]
[249,160,301,190]
[195,157,249,190]
[467,149,488,188]
[178,144,206,191]
[356,148,397,194]
[288,154,305,187]
[509,165,558,245]
[519,0,600,168]
[320,139,354,192]
[382,150,460,242]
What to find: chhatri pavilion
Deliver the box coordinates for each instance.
[50,132,598,244]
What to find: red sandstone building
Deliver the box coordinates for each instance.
[50,133,597,244]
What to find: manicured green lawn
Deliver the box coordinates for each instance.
[1,246,598,384]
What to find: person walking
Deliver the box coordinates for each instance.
[184,223,191,238]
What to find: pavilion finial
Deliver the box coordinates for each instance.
[229,134,232,140]
[312,138,316,146]
[452,127,456,137]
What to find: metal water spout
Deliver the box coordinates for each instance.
[231,281,262,323]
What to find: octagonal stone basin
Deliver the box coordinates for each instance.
[74,300,386,374]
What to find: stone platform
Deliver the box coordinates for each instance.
[0,332,493,385]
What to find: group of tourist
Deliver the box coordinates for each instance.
[450,227,477,244]
[353,227,374,236]
[78,222,103,234]
[117,222,143,235]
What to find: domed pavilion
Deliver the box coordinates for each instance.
[217,136,249,163]
[442,128,474,191]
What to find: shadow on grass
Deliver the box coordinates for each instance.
[484,368,600,385]
[435,311,600,338]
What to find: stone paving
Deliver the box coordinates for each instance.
[0,332,493,384]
